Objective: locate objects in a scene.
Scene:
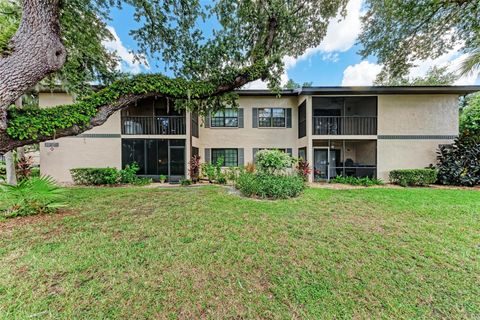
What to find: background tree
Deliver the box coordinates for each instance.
[359,0,480,82]
[376,66,458,86]
[0,0,349,153]
[460,93,480,137]
[283,79,314,90]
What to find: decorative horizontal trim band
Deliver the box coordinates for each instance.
[75,133,121,138]
[378,135,457,140]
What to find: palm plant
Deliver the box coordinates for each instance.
[460,47,480,77]
[0,176,66,218]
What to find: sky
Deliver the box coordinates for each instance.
[105,0,480,88]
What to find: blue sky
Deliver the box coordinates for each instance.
[105,0,479,87]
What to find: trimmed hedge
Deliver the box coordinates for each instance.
[235,172,305,199]
[71,164,152,186]
[389,169,437,187]
[331,175,383,187]
[70,168,120,185]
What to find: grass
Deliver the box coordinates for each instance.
[0,186,479,319]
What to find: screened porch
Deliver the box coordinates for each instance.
[313,139,377,181]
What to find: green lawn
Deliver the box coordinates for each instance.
[1,186,479,319]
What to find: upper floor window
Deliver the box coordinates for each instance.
[211,109,238,127]
[258,108,286,128]
[211,148,238,167]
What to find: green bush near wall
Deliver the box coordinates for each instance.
[70,168,120,185]
[389,169,438,187]
[235,172,305,199]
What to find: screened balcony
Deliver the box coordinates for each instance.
[121,97,186,135]
[312,97,377,135]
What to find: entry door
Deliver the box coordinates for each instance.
[314,149,328,180]
[169,146,185,182]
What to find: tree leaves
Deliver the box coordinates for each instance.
[360,0,480,79]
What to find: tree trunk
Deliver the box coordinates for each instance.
[4,99,23,185]
[0,0,65,130]
[4,151,17,185]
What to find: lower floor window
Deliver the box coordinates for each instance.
[212,148,238,167]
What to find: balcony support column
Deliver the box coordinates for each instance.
[305,96,314,183]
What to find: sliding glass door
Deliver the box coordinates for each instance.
[122,139,185,180]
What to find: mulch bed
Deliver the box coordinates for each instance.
[0,209,74,232]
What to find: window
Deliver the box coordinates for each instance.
[258,108,286,127]
[211,149,238,167]
[211,109,238,127]
[298,147,306,160]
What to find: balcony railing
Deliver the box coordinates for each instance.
[313,116,377,135]
[122,116,186,135]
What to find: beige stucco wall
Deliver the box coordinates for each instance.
[38,92,74,107]
[198,96,301,164]
[41,137,121,182]
[377,139,452,181]
[376,94,459,181]
[39,92,122,182]
[37,91,461,182]
[378,94,459,135]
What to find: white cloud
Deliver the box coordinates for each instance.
[103,26,148,74]
[341,61,382,86]
[318,0,363,52]
[341,47,480,86]
[242,72,289,90]
[283,0,363,70]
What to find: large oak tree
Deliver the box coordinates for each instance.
[0,0,349,153]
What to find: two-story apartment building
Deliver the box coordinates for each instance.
[38,86,479,182]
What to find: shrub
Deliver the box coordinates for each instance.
[70,167,119,185]
[119,162,140,184]
[16,155,34,180]
[0,161,5,180]
[0,176,65,218]
[235,172,305,199]
[217,175,227,185]
[225,166,244,182]
[70,163,151,186]
[255,149,293,174]
[296,159,311,181]
[189,155,201,182]
[201,157,224,183]
[180,178,192,186]
[201,162,217,182]
[30,167,40,178]
[70,167,120,185]
[389,169,437,187]
[436,135,480,186]
[132,177,152,186]
[244,162,255,173]
[331,175,383,187]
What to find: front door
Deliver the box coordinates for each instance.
[314,149,328,180]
